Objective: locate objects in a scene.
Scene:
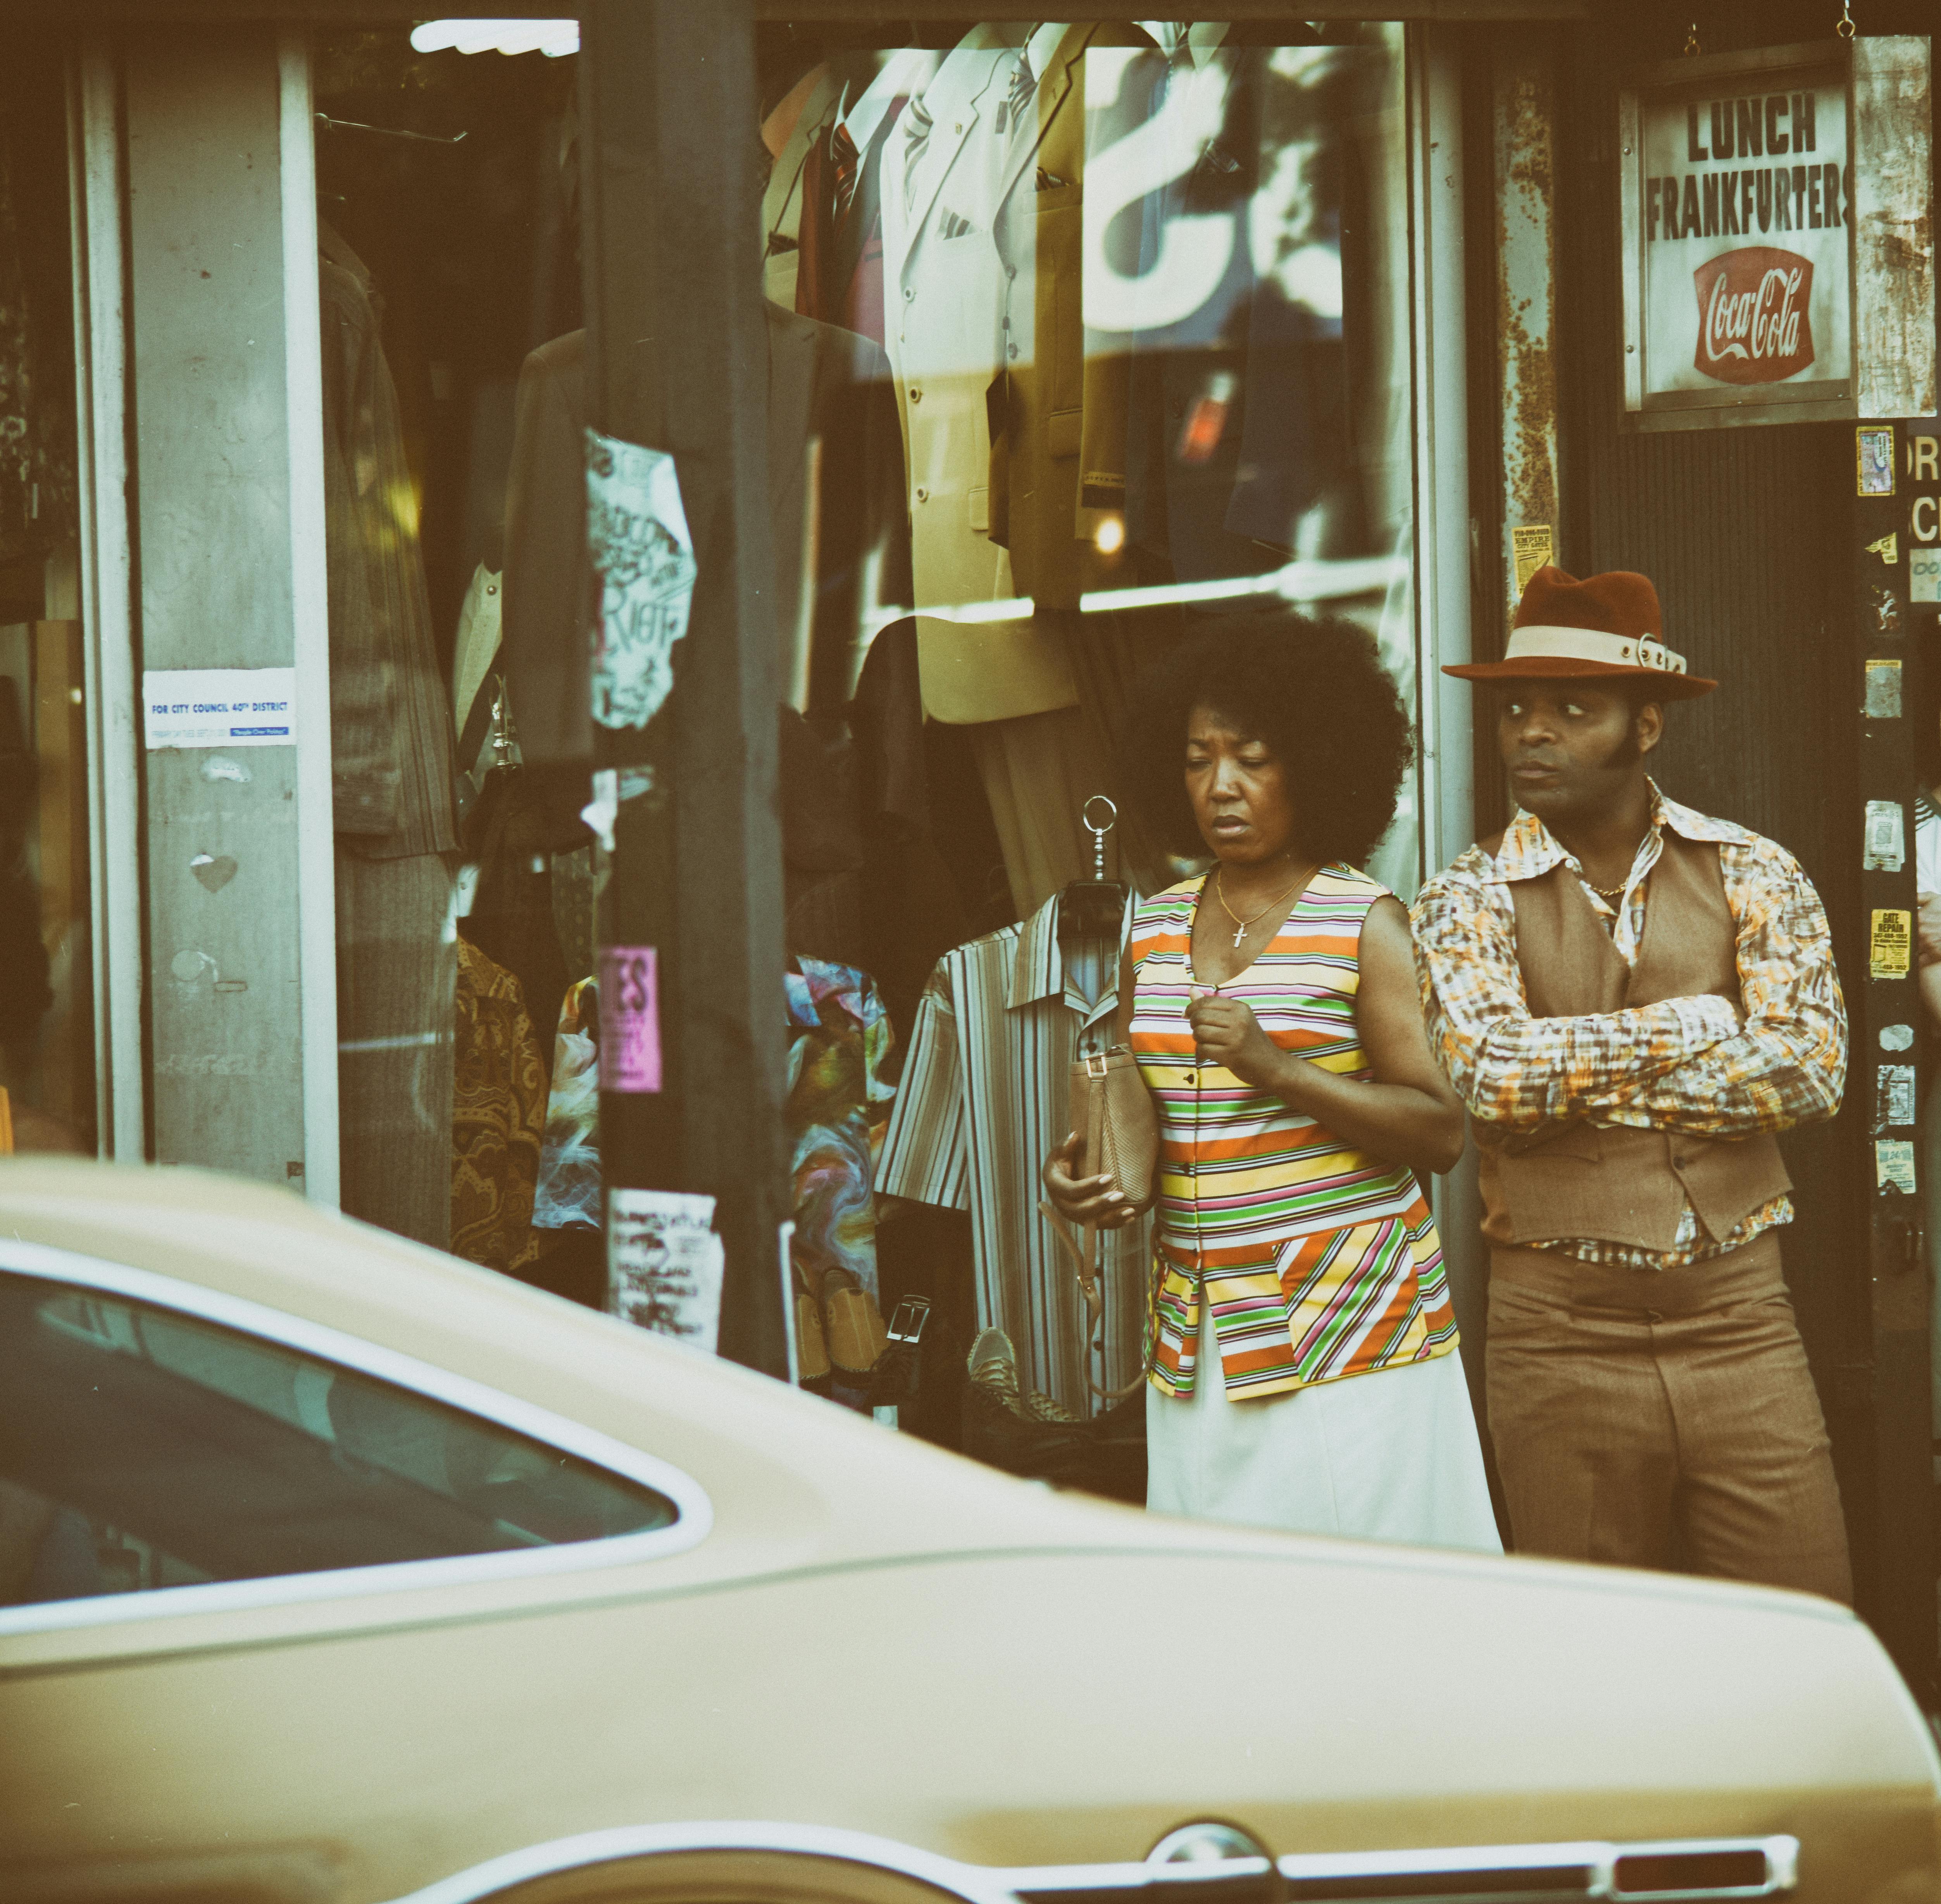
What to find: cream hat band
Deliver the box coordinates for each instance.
[1502,624,1689,676]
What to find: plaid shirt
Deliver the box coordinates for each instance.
[1410,783,1847,1269]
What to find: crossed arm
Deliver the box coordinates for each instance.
[1409,849,1847,1138]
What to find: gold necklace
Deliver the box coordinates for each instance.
[1586,875,1630,899]
[1212,863,1310,949]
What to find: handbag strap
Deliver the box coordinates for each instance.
[1038,1197,1153,1402]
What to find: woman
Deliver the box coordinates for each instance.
[1044,612,1499,1550]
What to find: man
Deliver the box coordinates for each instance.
[1412,566,1852,1601]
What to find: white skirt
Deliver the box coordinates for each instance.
[1146,1302,1503,1553]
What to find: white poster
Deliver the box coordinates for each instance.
[585,428,696,731]
[1636,69,1850,408]
[607,1188,724,1354]
[143,668,298,749]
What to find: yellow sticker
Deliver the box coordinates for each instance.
[1877,1139,1918,1194]
[1872,908,1913,978]
[1511,525,1554,596]
[1865,531,1900,565]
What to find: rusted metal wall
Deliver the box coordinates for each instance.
[1854,35,1936,419]
[1493,34,1560,612]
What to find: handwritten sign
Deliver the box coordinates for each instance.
[143,668,297,749]
[586,429,696,731]
[608,1188,723,1352]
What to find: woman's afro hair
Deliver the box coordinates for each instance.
[1119,608,1414,870]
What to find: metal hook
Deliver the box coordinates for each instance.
[1837,0,1855,39]
[1684,19,1701,55]
[315,112,468,146]
[1082,794,1118,883]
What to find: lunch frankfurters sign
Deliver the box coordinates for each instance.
[1621,41,1856,428]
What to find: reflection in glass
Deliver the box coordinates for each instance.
[0,1274,677,1607]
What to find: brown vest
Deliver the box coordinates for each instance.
[1475,830,1793,1251]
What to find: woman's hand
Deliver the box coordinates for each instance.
[1186,991,1289,1091]
[1041,1132,1141,1230]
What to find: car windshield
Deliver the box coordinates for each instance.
[0,1273,677,1607]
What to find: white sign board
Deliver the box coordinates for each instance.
[607,1188,724,1354]
[1623,44,1853,428]
[143,667,298,749]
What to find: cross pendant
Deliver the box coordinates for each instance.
[1232,923,1247,948]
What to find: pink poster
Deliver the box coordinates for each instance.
[599,945,662,1093]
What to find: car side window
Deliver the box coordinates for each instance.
[0,1272,679,1607]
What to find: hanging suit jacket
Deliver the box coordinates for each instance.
[795,50,938,347]
[762,65,845,311]
[880,27,1027,619]
[880,27,1078,726]
[985,20,1148,609]
[502,302,912,763]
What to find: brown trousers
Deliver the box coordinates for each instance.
[1487,1232,1852,1603]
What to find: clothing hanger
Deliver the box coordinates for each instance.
[315,112,468,146]
[1057,795,1129,943]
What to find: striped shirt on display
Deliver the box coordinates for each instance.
[876,894,1149,1412]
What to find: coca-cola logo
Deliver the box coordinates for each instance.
[1693,247,1815,384]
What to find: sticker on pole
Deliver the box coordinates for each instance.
[144,668,297,749]
[1876,1139,1917,1195]
[608,1188,723,1353]
[1863,800,1906,871]
[599,945,662,1093]
[586,427,696,730]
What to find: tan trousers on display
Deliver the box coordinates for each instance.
[1486,1232,1853,1604]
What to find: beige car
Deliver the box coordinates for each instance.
[0,1159,1934,1904]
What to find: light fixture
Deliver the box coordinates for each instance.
[410,18,579,58]
[1093,516,1127,555]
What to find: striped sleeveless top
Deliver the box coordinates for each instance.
[1128,867,1457,1400]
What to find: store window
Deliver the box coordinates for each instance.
[306,18,1421,1424]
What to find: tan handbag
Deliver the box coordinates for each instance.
[1038,1045,1160,1402]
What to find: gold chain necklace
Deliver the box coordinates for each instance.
[1212,863,1311,949]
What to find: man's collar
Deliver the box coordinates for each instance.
[1489,779,1747,882]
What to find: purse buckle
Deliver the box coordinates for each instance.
[1085,1051,1108,1080]
[887,1295,931,1347]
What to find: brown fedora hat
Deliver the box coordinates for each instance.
[1443,566,1717,700]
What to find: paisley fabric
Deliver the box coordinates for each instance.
[450,940,547,1272]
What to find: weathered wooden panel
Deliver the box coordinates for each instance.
[1853,35,1936,420]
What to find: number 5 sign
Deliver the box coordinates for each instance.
[599,945,664,1093]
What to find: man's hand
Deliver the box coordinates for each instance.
[1919,892,1941,968]
[1186,990,1290,1090]
[1041,1132,1139,1229]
